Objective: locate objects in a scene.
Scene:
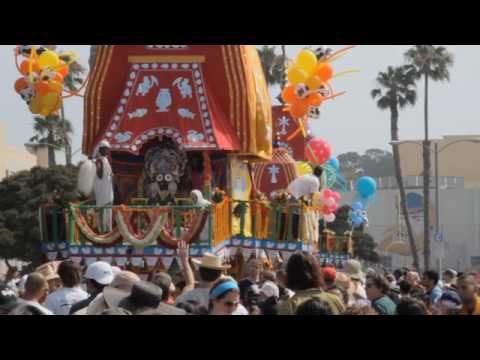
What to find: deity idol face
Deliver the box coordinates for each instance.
[144,142,186,202]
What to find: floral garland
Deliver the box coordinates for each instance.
[158,209,210,248]
[70,205,121,246]
[116,206,168,248]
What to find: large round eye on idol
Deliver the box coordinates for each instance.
[156,174,163,182]
[165,174,173,182]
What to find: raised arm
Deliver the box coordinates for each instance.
[178,240,195,294]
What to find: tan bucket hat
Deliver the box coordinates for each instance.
[192,253,230,270]
[35,261,61,281]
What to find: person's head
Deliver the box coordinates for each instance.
[35,262,61,293]
[457,274,479,304]
[342,305,378,315]
[443,269,457,284]
[422,270,440,291]
[259,281,279,301]
[192,253,229,284]
[366,274,390,301]
[396,297,428,315]
[296,298,333,315]
[118,281,163,315]
[209,277,240,315]
[57,260,82,288]
[406,271,420,285]
[286,252,322,291]
[321,266,337,288]
[176,300,208,315]
[261,270,276,284]
[23,273,49,304]
[393,268,406,282]
[385,274,396,285]
[246,259,263,281]
[433,290,462,315]
[198,267,222,284]
[84,261,114,296]
[313,166,323,179]
[276,269,287,287]
[151,272,176,303]
[399,280,413,296]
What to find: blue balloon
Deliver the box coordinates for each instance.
[327,157,340,171]
[355,176,377,199]
[351,202,364,212]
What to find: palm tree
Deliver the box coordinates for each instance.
[257,45,285,88]
[404,45,454,270]
[30,116,74,166]
[371,65,420,271]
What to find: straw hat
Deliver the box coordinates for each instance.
[192,253,230,270]
[35,262,60,281]
[103,271,140,308]
[343,259,365,282]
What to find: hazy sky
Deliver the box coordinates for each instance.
[1,45,479,164]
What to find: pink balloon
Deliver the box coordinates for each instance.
[305,138,332,165]
[323,189,333,198]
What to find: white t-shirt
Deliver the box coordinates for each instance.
[175,288,248,315]
[45,287,89,315]
[9,300,54,315]
[287,175,320,200]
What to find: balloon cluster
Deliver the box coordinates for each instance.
[281,46,355,120]
[349,202,369,229]
[313,189,341,223]
[305,137,332,165]
[13,45,82,117]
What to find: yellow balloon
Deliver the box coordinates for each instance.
[29,95,42,114]
[38,92,62,116]
[38,50,60,70]
[296,49,318,74]
[287,67,308,85]
[305,75,323,91]
[297,161,313,176]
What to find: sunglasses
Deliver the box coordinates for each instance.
[222,301,239,308]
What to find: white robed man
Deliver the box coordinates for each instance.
[94,140,114,233]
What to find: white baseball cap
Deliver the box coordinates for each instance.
[84,261,114,285]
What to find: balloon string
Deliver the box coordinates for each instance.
[14,46,21,72]
[306,143,318,163]
[61,73,90,99]
[325,52,348,64]
[324,45,355,63]
[332,69,361,79]
[322,91,347,102]
[28,46,36,83]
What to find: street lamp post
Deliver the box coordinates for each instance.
[390,138,480,272]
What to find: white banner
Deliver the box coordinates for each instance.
[116,257,127,266]
[162,257,173,269]
[146,257,158,267]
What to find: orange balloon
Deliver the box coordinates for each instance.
[281,85,298,104]
[289,100,310,119]
[35,81,51,96]
[49,81,63,94]
[20,59,40,75]
[14,78,29,94]
[53,73,64,83]
[306,92,323,107]
[316,63,334,82]
[57,65,69,77]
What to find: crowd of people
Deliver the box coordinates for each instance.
[1,244,480,315]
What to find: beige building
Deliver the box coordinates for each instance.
[0,122,37,180]
[398,135,480,189]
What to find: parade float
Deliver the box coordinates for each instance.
[32,45,372,277]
